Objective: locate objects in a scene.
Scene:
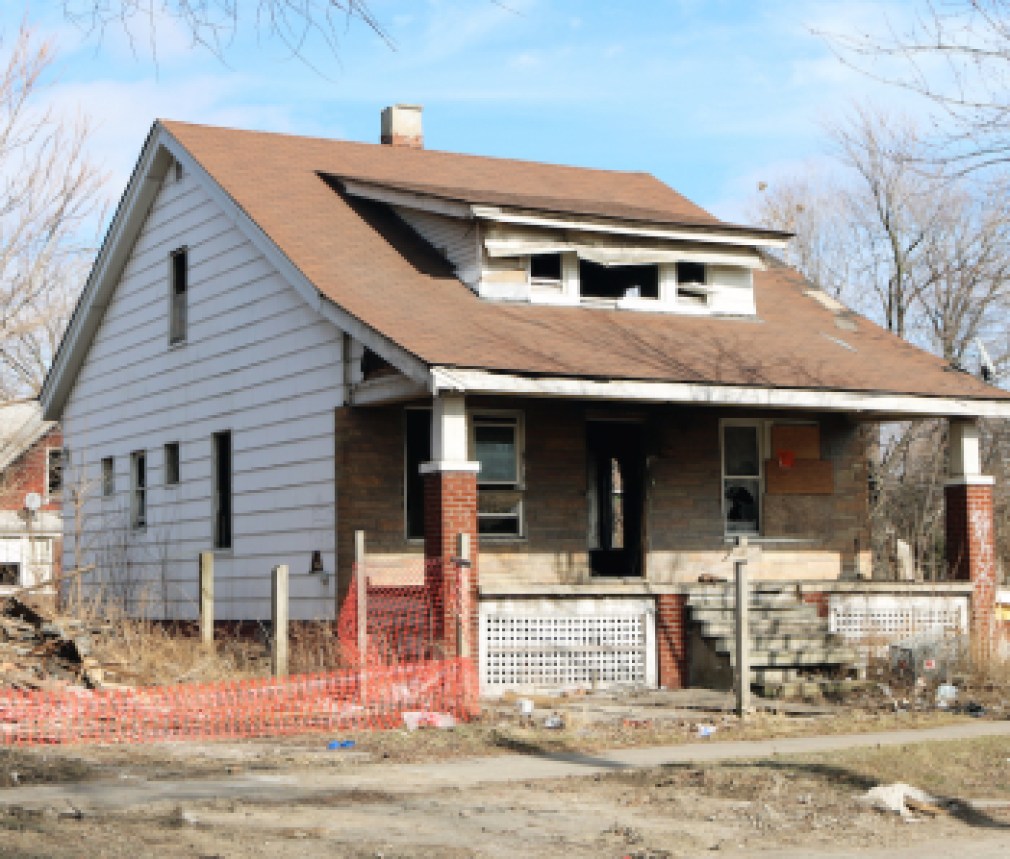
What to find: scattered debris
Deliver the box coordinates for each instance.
[327,739,356,750]
[402,711,456,731]
[696,724,717,738]
[936,684,958,708]
[543,713,564,730]
[0,597,115,691]
[857,782,944,821]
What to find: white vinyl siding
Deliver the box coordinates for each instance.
[394,207,481,288]
[60,165,344,621]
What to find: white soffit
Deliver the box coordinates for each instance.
[473,206,790,249]
[430,367,1010,419]
[484,236,763,269]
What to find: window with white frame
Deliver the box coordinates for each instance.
[676,261,709,305]
[473,414,523,538]
[721,421,761,534]
[130,450,147,530]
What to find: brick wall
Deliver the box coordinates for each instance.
[655,593,689,689]
[946,480,997,652]
[335,403,873,591]
[424,470,479,653]
[0,425,63,512]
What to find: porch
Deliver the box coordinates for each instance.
[336,389,1000,694]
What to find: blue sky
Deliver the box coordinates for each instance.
[9,1,934,222]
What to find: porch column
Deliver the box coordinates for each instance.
[945,419,996,657]
[421,393,480,656]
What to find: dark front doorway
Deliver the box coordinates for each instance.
[587,421,645,577]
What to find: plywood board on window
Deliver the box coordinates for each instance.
[764,458,833,495]
[771,424,820,460]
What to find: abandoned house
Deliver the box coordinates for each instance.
[0,400,62,597]
[39,105,1010,693]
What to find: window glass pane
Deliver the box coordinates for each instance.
[724,426,759,476]
[677,261,706,285]
[479,516,521,536]
[475,423,516,483]
[725,478,760,532]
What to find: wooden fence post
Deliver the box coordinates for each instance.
[199,552,214,648]
[355,530,367,665]
[272,564,289,676]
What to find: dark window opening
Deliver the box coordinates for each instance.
[213,431,232,549]
[131,450,146,530]
[579,260,659,300]
[587,421,645,577]
[0,563,19,586]
[47,449,63,496]
[676,261,708,303]
[165,442,180,485]
[530,253,563,282]
[405,409,431,540]
[170,248,188,344]
[102,457,114,497]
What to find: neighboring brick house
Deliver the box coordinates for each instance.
[0,401,62,596]
[39,106,1010,690]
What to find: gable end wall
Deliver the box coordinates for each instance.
[61,165,345,621]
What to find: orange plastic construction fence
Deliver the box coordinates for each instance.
[0,657,477,746]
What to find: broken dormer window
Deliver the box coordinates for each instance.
[676,261,708,304]
[529,253,562,284]
[579,260,659,301]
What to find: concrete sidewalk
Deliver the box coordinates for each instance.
[1,719,1008,813]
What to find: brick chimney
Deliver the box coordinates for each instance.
[381,104,423,148]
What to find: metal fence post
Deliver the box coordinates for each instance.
[735,536,751,718]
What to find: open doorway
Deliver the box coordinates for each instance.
[587,421,645,577]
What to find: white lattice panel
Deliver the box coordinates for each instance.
[479,598,655,694]
[829,594,968,644]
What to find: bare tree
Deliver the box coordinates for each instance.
[822,0,1010,172]
[62,0,391,63]
[752,108,1010,579]
[0,23,106,398]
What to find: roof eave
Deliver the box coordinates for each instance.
[430,367,1010,419]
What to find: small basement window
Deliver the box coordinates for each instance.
[676,261,708,304]
[579,260,659,300]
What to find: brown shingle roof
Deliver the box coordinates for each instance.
[162,120,1010,403]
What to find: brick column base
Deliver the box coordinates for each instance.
[656,594,689,689]
[946,479,997,657]
[423,469,479,656]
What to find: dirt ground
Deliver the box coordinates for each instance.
[1,691,1009,858]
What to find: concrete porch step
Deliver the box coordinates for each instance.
[698,618,832,638]
[711,633,833,654]
[727,648,858,668]
[689,606,821,624]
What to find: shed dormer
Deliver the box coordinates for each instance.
[335,176,789,319]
